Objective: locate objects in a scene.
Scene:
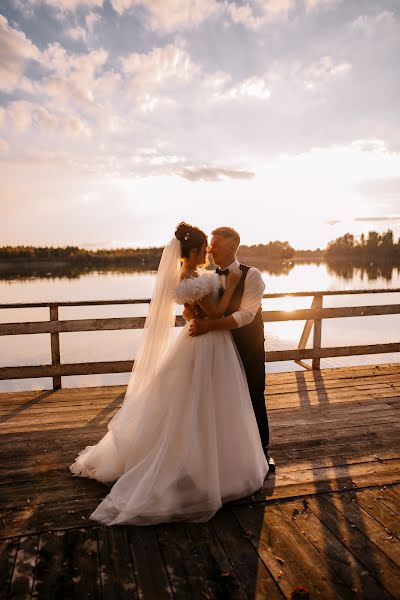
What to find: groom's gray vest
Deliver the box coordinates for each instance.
[218,264,265,387]
[218,263,269,447]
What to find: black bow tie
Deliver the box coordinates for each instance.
[216,268,230,276]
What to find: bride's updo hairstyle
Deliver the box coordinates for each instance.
[175,222,208,259]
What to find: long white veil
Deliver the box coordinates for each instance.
[108,236,181,440]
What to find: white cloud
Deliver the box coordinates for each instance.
[226,0,341,29]
[226,3,266,30]
[5,100,91,137]
[110,0,220,31]
[304,0,341,11]
[258,0,295,16]
[36,43,109,110]
[226,0,295,30]
[27,0,103,10]
[349,10,397,37]
[0,15,41,91]
[65,26,87,42]
[7,101,32,133]
[302,55,351,90]
[216,75,271,100]
[121,43,199,110]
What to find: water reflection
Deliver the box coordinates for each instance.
[1,259,399,283]
[326,260,400,282]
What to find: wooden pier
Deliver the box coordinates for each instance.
[1,362,400,599]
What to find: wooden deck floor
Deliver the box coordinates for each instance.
[1,363,400,599]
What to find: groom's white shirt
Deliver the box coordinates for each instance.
[219,259,265,328]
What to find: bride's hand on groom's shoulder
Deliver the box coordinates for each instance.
[189,318,210,337]
[183,303,205,322]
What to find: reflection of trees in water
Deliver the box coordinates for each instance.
[326,260,399,282]
[0,258,398,283]
[0,263,157,281]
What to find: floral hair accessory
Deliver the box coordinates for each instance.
[184,232,191,241]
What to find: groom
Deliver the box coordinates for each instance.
[185,226,275,471]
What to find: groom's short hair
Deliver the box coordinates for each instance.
[211,226,240,248]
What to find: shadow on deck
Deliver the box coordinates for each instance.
[1,363,399,599]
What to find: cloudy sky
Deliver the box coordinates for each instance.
[1,0,399,249]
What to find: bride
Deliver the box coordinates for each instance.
[69,222,269,525]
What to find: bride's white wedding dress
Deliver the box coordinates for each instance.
[70,242,268,525]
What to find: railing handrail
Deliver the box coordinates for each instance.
[1,287,399,309]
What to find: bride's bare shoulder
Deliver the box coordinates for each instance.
[179,269,199,282]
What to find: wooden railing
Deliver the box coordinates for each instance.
[1,288,399,389]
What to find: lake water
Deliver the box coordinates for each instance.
[1,261,399,392]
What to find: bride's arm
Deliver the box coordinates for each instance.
[197,271,241,319]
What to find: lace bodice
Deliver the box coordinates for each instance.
[174,270,220,304]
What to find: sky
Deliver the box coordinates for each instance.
[1,0,399,250]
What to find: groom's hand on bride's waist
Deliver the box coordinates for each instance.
[189,318,211,337]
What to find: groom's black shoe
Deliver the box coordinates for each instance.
[263,446,276,470]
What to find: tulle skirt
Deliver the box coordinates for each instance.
[69,323,269,525]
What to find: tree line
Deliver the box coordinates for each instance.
[0,245,163,268]
[1,229,399,265]
[325,229,400,260]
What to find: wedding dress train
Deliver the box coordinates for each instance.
[69,267,269,525]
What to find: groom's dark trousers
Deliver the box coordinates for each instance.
[218,264,270,449]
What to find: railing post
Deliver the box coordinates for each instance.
[50,303,61,389]
[312,294,323,370]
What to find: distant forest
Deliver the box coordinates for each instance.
[0,229,399,268]
[326,229,400,261]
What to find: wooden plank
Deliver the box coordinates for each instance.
[97,526,138,599]
[312,294,322,370]
[155,522,208,599]
[126,526,174,600]
[354,488,400,538]
[183,521,248,599]
[266,343,400,361]
[245,458,400,504]
[280,498,393,599]
[265,372,400,394]
[269,410,400,431]
[271,425,400,446]
[0,360,135,380]
[374,486,400,517]
[279,387,400,405]
[268,399,398,419]
[0,497,99,539]
[233,503,354,599]
[50,304,61,390]
[0,316,147,335]
[304,494,400,599]
[266,363,400,383]
[263,304,400,322]
[324,491,400,567]
[0,537,19,598]
[7,534,39,599]
[0,315,186,336]
[0,476,105,509]
[209,507,284,600]
[31,528,100,599]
